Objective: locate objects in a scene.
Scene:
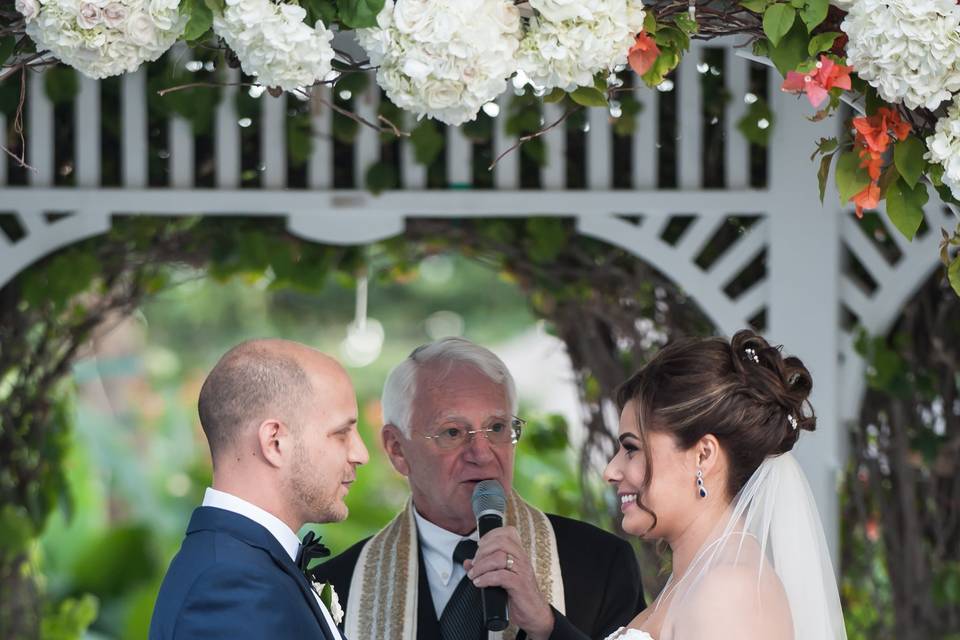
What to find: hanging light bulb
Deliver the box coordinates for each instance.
[340,275,384,367]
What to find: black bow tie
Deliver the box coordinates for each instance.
[296,531,331,581]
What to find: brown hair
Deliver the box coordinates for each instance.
[616,329,815,529]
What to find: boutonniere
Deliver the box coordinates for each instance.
[312,580,343,626]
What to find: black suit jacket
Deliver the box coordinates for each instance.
[313,513,644,640]
[149,507,339,640]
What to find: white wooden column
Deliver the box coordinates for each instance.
[768,78,843,567]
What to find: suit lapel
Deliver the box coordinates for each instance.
[187,507,339,640]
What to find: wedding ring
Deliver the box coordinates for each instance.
[505,553,515,571]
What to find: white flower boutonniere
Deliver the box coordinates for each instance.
[313,580,344,626]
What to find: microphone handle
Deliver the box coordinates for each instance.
[477,513,509,631]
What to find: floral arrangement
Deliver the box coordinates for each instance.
[212,0,334,92]
[2,0,959,294]
[356,0,521,125]
[516,0,646,93]
[16,0,185,78]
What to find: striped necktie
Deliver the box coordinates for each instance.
[439,539,485,640]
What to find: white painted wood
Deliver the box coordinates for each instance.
[587,106,610,189]
[632,85,658,189]
[493,94,519,190]
[27,69,54,186]
[725,50,750,189]
[675,215,726,257]
[0,114,7,186]
[122,70,148,188]
[169,116,193,188]
[446,123,472,188]
[400,112,427,189]
[261,92,287,188]
[215,68,240,189]
[308,85,333,189]
[541,101,566,189]
[353,88,380,188]
[768,86,842,566]
[841,215,894,286]
[75,75,100,187]
[706,219,769,288]
[678,43,703,189]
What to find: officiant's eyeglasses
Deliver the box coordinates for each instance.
[421,417,525,450]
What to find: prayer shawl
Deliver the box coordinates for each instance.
[344,490,565,640]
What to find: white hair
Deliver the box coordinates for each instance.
[381,337,518,437]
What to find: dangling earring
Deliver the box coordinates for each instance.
[696,468,708,498]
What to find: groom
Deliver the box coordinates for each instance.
[149,339,369,639]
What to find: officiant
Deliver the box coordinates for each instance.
[313,337,644,640]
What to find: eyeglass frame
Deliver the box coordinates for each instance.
[420,416,525,449]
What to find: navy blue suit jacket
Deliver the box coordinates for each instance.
[149,506,338,640]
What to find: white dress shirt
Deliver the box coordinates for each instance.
[202,488,342,638]
[413,508,479,616]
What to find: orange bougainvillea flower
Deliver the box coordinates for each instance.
[628,32,660,77]
[848,107,911,218]
[781,55,853,108]
[852,182,881,219]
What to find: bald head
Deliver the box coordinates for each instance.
[198,339,337,463]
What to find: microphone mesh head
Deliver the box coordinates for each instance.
[472,480,506,517]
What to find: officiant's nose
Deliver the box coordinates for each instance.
[462,430,496,463]
[349,428,370,466]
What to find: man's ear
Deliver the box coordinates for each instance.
[258,418,289,469]
[381,424,411,477]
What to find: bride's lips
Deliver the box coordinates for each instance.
[618,492,638,513]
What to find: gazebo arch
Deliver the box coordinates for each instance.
[0,38,950,563]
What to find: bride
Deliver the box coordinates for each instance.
[603,330,846,640]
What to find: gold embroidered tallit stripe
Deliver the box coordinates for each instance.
[345,490,565,640]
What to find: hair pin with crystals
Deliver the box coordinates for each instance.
[744,347,760,364]
[787,414,799,430]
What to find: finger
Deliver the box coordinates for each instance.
[466,551,510,579]
[471,568,520,591]
[463,559,474,572]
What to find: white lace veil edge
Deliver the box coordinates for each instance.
[660,452,847,640]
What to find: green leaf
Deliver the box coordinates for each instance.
[569,87,607,107]
[653,26,690,52]
[835,150,870,204]
[203,0,225,13]
[817,151,835,203]
[949,255,960,297]
[303,0,338,24]
[0,36,15,68]
[767,16,810,76]
[674,12,699,34]
[543,88,566,104]
[740,0,771,11]
[181,0,213,42]
[799,0,828,31]
[526,218,569,264]
[410,120,443,166]
[365,161,398,195]
[643,10,658,33]
[886,177,928,241]
[737,98,774,146]
[336,0,385,28]
[893,136,926,188]
[44,66,79,105]
[807,31,841,56]
[763,4,797,47]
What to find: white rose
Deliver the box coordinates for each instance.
[15,0,39,22]
[76,3,102,29]
[125,11,157,46]
[530,0,594,22]
[421,79,461,109]
[101,2,127,28]
[392,0,433,36]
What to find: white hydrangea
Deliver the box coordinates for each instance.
[517,0,645,92]
[213,0,334,92]
[357,0,521,126]
[842,0,960,110]
[926,95,960,200]
[22,0,184,79]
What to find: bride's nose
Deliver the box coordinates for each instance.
[602,455,622,484]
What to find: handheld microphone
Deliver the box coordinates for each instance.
[471,479,509,632]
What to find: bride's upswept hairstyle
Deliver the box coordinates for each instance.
[616,329,816,527]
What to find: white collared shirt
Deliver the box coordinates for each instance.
[413,508,479,616]
[202,488,342,637]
